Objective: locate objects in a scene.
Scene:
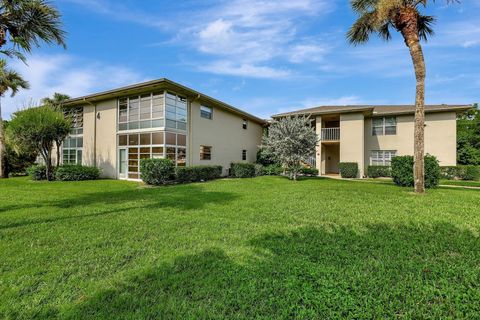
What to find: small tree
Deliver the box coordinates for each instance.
[42,92,71,167]
[6,106,71,180]
[263,116,318,180]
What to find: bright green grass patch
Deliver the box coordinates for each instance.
[440,179,480,188]
[1,176,480,319]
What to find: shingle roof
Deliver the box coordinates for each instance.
[272,104,472,118]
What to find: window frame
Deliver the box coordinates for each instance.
[200,145,212,161]
[242,119,248,130]
[370,150,397,166]
[200,105,213,120]
[372,116,397,136]
[242,149,247,161]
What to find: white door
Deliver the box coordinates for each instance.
[118,148,127,179]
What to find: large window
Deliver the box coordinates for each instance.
[370,150,396,166]
[200,105,213,119]
[200,146,211,160]
[372,117,397,135]
[118,92,165,131]
[63,107,83,165]
[165,92,187,131]
[118,131,186,179]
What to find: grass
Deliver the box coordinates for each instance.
[440,179,480,188]
[1,176,480,319]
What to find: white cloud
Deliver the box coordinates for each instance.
[2,54,145,119]
[198,61,290,79]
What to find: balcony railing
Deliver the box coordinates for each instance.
[320,127,340,141]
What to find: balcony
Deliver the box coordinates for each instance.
[320,127,340,141]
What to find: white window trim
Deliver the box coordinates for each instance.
[370,150,397,166]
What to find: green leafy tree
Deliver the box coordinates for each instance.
[6,106,71,180]
[3,120,37,176]
[347,0,458,193]
[42,92,71,166]
[263,116,317,181]
[457,104,480,165]
[0,0,66,178]
[0,59,29,178]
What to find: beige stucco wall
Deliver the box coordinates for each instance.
[189,100,263,175]
[82,105,96,167]
[315,116,323,174]
[94,100,118,178]
[340,113,365,177]
[364,111,457,171]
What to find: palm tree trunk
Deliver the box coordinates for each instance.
[0,98,5,178]
[406,38,426,193]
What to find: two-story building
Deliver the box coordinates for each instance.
[272,104,471,177]
[62,78,471,179]
[62,78,265,179]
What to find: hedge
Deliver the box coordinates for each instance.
[339,162,358,178]
[140,158,175,185]
[367,166,391,178]
[264,164,283,176]
[176,165,222,183]
[55,165,101,181]
[391,155,440,188]
[300,167,319,176]
[26,165,48,181]
[254,164,265,176]
[440,165,480,181]
[230,163,256,178]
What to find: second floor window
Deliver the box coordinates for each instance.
[200,106,213,119]
[372,116,396,135]
[200,145,212,160]
[242,119,248,130]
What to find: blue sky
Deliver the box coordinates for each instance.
[3,0,479,119]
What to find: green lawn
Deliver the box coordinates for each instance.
[440,179,480,188]
[1,176,480,319]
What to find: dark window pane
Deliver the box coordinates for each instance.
[165,132,176,145]
[177,134,186,146]
[128,134,139,145]
[140,133,151,145]
[152,132,164,145]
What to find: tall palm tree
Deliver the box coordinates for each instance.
[0,59,29,178]
[347,0,458,193]
[0,0,66,178]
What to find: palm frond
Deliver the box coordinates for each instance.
[0,48,27,63]
[347,11,377,45]
[378,21,392,41]
[351,0,378,13]
[0,59,29,97]
[417,14,436,41]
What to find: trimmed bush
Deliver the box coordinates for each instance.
[27,165,47,181]
[140,158,175,185]
[458,165,480,181]
[440,166,457,180]
[254,164,265,176]
[300,167,319,176]
[176,165,222,183]
[367,166,391,178]
[55,165,101,181]
[339,162,358,178]
[391,155,440,188]
[230,163,256,178]
[264,164,283,176]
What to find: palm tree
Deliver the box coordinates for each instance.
[42,92,71,167]
[0,0,66,178]
[0,59,29,178]
[347,0,458,193]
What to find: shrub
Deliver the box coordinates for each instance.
[391,155,440,188]
[176,165,223,183]
[300,167,319,176]
[55,165,101,181]
[230,163,256,178]
[140,158,175,185]
[264,164,283,176]
[339,162,358,178]
[27,165,47,180]
[458,165,480,181]
[367,166,391,178]
[440,166,457,180]
[256,148,278,166]
[254,164,265,176]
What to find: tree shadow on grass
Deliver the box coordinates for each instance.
[0,184,237,230]
[59,223,480,319]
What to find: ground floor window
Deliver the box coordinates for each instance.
[242,149,247,161]
[200,145,211,160]
[370,150,396,166]
[118,131,187,179]
[62,136,83,165]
